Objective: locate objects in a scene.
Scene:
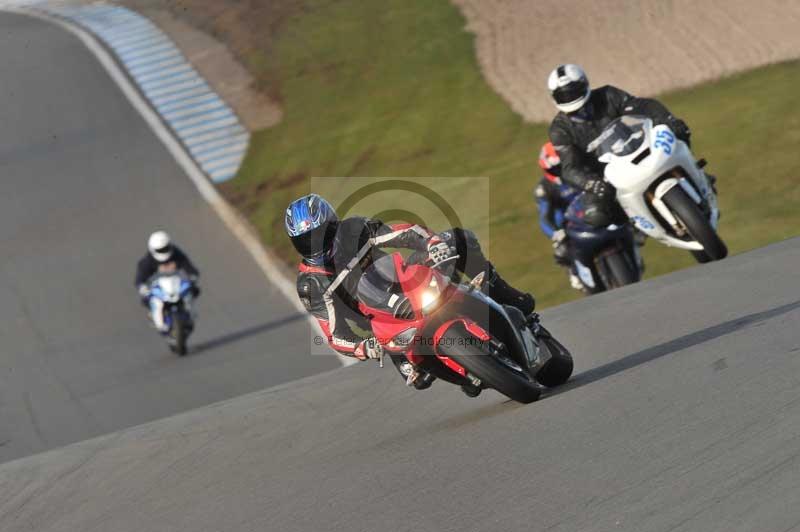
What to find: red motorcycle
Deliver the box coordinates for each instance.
[357,253,574,403]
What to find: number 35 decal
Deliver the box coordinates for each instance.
[654,130,675,155]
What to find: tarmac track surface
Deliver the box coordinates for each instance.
[0,11,339,464]
[2,10,800,532]
[0,233,799,531]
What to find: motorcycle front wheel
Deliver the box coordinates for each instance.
[438,324,541,404]
[662,187,727,261]
[601,250,639,289]
[171,313,188,356]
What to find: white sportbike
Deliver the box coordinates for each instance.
[589,115,727,262]
[148,268,197,356]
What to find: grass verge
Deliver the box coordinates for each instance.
[214,0,800,307]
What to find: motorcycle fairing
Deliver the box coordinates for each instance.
[599,117,719,250]
[419,287,546,377]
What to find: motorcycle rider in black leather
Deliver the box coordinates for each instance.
[285,194,535,396]
[547,64,697,227]
[134,231,200,332]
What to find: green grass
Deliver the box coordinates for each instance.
[220,0,800,308]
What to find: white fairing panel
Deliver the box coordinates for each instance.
[599,117,720,251]
[157,275,182,303]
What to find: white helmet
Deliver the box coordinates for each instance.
[547,64,591,113]
[148,231,174,262]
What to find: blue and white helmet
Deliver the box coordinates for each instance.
[285,194,339,265]
[548,64,591,113]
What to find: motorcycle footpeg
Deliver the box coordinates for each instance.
[485,338,506,356]
[412,372,436,390]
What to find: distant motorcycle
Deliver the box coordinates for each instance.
[148,269,196,355]
[564,194,642,293]
[588,115,726,263]
[357,253,573,403]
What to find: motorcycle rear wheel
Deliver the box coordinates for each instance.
[438,325,541,404]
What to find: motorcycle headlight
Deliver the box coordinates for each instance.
[421,277,441,310]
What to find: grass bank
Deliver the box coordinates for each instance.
[212,0,800,307]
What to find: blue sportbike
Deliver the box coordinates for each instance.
[564,195,642,294]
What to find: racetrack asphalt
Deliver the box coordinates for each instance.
[0,11,339,465]
[3,10,800,532]
[1,231,799,530]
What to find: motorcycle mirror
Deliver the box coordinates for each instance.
[469,271,485,291]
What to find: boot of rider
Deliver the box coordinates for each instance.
[567,269,584,292]
[696,159,717,189]
[485,263,535,316]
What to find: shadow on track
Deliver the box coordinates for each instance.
[191,313,306,354]
[547,300,800,398]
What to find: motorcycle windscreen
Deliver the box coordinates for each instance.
[564,194,590,228]
[588,115,647,158]
[156,275,183,303]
